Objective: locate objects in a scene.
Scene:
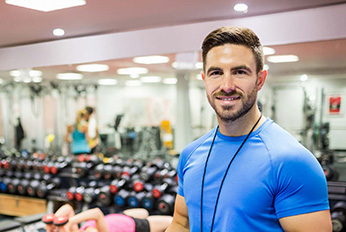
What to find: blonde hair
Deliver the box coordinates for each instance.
[75,109,87,126]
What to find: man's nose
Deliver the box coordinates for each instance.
[220,74,236,93]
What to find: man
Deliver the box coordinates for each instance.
[166,26,331,231]
[85,106,100,153]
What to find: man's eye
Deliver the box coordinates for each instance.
[234,70,247,75]
[209,70,222,76]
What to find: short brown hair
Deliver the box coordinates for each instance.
[201,26,264,73]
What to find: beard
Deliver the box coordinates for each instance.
[207,85,258,122]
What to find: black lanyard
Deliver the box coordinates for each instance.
[200,115,262,232]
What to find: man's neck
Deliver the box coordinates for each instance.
[217,110,264,137]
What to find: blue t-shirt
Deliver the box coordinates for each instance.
[177,118,329,232]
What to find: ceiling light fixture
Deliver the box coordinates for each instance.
[133,55,169,64]
[125,80,142,87]
[5,0,86,12]
[56,73,83,80]
[263,47,275,56]
[140,76,162,83]
[163,78,177,85]
[53,28,65,37]
[267,55,299,63]
[98,79,118,85]
[234,3,248,13]
[117,67,148,75]
[76,64,109,72]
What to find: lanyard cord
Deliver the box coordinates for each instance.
[200,114,262,232]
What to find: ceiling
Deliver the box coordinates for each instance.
[0,0,346,84]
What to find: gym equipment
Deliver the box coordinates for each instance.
[110,175,130,194]
[42,214,55,224]
[114,189,131,207]
[152,178,177,198]
[53,216,69,226]
[67,186,77,201]
[36,177,61,198]
[133,179,153,193]
[17,179,30,195]
[97,185,112,206]
[331,201,346,232]
[94,164,105,179]
[141,192,156,211]
[157,194,175,215]
[0,177,12,192]
[83,187,101,204]
[127,191,146,208]
[27,179,40,197]
[139,166,158,182]
[74,186,86,202]
[7,178,20,194]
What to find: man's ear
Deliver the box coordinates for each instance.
[201,71,205,81]
[257,69,267,91]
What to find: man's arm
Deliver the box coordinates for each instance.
[165,194,189,232]
[279,210,332,232]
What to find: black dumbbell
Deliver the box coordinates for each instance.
[7,178,20,194]
[110,175,130,194]
[17,179,30,195]
[27,179,40,197]
[157,194,175,215]
[37,177,61,198]
[74,186,86,202]
[141,192,156,211]
[112,165,123,179]
[139,166,158,182]
[83,187,101,204]
[331,201,346,232]
[103,164,113,180]
[97,185,112,206]
[114,189,131,207]
[133,179,153,193]
[152,178,177,198]
[94,164,105,179]
[128,191,146,208]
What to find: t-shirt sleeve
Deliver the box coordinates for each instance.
[273,150,330,219]
[177,150,186,197]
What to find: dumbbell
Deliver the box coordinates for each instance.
[42,213,55,225]
[103,164,114,180]
[74,186,86,202]
[141,192,156,211]
[133,178,153,193]
[15,159,26,171]
[27,179,40,197]
[122,165,139,177]
[112,165,123,179]
[157,194,175,215]
[323,164,338,181]
[97,185,112,206]
[127,191,146,208]
[37,177,61,198]
[110,175,130,194]
[94,164,105,179]
[7,178,20,194]
[331,201,346,232]
[24,160,34,171]
[67,186,77,201]
[114,189,132,207]
[0,177,12,192]
[152,178,177,198]
[139,166,158,182]
[17,179,30,195]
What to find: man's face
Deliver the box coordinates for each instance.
[201,44,266,122]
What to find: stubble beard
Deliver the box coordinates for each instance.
[208,85,258,123]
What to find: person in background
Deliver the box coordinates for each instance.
[85,106,100,154]
[64,109,91,155]
[166,26,331,231]
[43,204,173,232]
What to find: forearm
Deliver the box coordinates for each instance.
[68,208,109,232]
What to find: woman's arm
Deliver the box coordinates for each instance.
[67,208,109,232]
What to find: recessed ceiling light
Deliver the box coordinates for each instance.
[234,3,248,13]
[172,62,195,70]
[263,47,275,56]
[163,78,177,85]
[76,64,109,72]
[9,70,21,77]
[140,76,162,83]
[300,74,308,82]
[125,80,142,87]
[9,69,42,77]
[98,79,118,85]
[53,28,65,37]
[29,70,42,77]
[133,55,169,64]
[117,67,148,75]
[267,55,299,63]
[56,73,83,80]
[5,0,86,12]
